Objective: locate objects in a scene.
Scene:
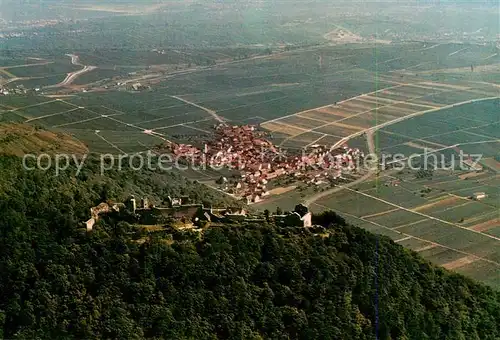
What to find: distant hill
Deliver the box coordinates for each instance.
[0,123,88,156]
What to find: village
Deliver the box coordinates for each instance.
[0,83,40,96]
[82,123,362,233]
[164,124,365,204]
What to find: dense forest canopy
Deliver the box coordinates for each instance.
[0,153,500,339]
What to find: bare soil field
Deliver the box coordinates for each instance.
[358,95,402,105]
[347,113,395,126]
[260,121,306,136]
[280,116,324,130]
[322,121,366,133]
[442,255,479,270]
[412,196,462,213]
[375,105,416,117]
[481,158,500,172]
[316,107,355,117]
[331,105,364,115]
[268,186,297,196]
[377,91,415,102]
[338,100,377,112]
[315,123,362,137]
[471,219,500,232]
[297,110,341,122]
[389,102,433,112]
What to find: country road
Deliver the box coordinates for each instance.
[47,54,96,88]
[304,129,377,207]
[66,54,82,66]
[58,65,97,86]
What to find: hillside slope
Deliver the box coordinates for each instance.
[0,154,499,339]
[0,123,88,156]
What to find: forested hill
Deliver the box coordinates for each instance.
[1,154,500,339]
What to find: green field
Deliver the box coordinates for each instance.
[307,168,500,288]
[3,61,79,78]
[377,99,500,163]
[7,75,67,88]
[1,40,498,162]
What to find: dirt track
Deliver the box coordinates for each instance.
[171,95,225,124]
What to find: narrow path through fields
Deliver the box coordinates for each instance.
[170,95,226,124]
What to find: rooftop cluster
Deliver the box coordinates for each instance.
[166,124,365,203]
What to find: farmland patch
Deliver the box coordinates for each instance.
[279,116,324,130]
[298,109,344,122]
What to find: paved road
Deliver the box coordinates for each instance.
[304,130,377,207]
[47,54,97,88]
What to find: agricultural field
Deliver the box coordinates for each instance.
[0,54,85,89]
[2,61,80,78]
[1,41,498,160]
[377,98,500,163]
[248,43,500,151]
[1,41,498,169]
[71,68,135,86]
[309,169,500,288]
[7,75,68,89]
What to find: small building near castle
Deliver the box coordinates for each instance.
[274,204,312,228]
